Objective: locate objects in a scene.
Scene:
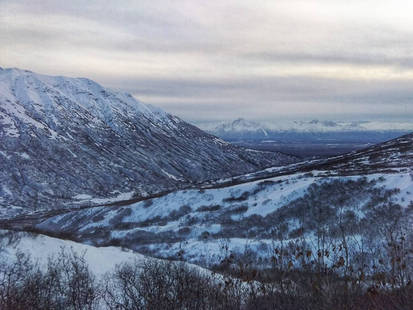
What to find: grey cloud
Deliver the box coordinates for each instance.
[108,76,413,103]
[1,0,413,121]
[106,75,413,121]
[243,52,413,69]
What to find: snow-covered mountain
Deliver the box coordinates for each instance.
[209,118,269,136]
[0,68,296,215]
[199,118,413,143]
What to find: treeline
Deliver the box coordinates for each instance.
[0,243,412,310]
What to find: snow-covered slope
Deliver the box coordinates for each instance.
[35,172,413,265]
[0,68,296,216]
[0,230,145,276]
[31,133,413,266]
[0,230,215,279]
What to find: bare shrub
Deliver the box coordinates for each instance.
[197,205,221,212]
[0,248,99,310]
[103,259,243,310]
[223,191,251,203]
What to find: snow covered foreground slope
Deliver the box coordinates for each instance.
[0,68,295,216]
[0,230,215,283]
[36,172,413,265]
[35,133,413,266]
[0,230,145,276]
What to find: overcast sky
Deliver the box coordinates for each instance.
[1,0,413,121]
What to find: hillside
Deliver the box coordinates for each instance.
[0,68,295,217]
[28,133,413,266]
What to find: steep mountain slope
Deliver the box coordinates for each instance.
[26,132,413,266]
[0,68,295,216]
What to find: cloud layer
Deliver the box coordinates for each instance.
[1,0,413,121]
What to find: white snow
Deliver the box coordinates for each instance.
[0,67,171,136]
[196,118,413,134]
[49,170,413,266]
[72,191,135,204]
[0,230,218,283]
[160,169,183,181]
[0,231,145,276]
[20,152,30,160]
[74,194,93,200]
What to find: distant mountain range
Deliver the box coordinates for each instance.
[197,118,413,143]
[0,68,295,216]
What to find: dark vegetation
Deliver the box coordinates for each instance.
[24,177,412,261]
[197,205,221,212]
[1,176,412,309]
[223,191,251,203]
[0,247,99,310]
[211,222,413,310]
[0,230,412,310]
[212,178,407,242]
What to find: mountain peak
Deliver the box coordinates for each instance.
[0,67,171,136]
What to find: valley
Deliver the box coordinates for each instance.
[198,118,413,159]
[1,68,412,309]
[2,132,412,268]
[3,1,413,307]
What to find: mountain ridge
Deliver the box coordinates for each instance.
[199,118,413,134]
[0,68,296,216]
